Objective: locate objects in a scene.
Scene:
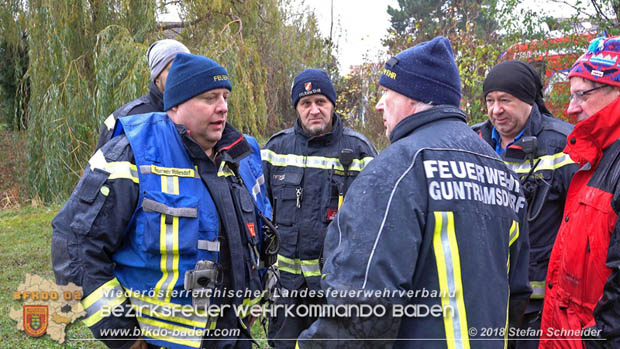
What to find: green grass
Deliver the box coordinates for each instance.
[0,205,271,348]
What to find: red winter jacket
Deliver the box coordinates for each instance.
[540,96,620,348]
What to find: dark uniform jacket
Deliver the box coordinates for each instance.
[299,105,531,348]
[95,81,164,151]
[474,105,577,302]
[52,114,270,349]
[261,114,377,291]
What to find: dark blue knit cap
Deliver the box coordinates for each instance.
[379,36,461,107]
[164,53,232,111]
[291,68,337,107]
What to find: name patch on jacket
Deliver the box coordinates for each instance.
[423,159,526,214]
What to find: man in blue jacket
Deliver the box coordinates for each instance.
[298,36,531,348]
[52,53,271,349]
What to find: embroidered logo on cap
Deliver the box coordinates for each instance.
[305,82,312,91]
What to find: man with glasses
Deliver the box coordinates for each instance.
[473,60,577,348]
[540,35,620,348]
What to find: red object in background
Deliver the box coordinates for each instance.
[500,33,595,124]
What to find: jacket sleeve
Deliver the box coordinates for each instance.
[586,189,620,348]
[51,135,140,349]
[298,151,427,348]
[508,189,532,328]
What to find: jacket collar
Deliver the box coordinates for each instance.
[176,122,252,164]
[148,81,164,111]
[294,113,343,146]
[389,105,467,144]
[564,96,620,169]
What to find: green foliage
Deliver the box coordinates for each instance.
[25,0,156,202]
[0,0,29,130]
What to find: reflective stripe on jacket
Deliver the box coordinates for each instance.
[262,114,377,291]
[474,105,577,302]
[298,105,531,348]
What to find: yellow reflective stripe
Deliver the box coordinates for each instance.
[104,113,116,130]
[82,278,121,308]
[261,149,373,172]
[88,150,139,183]
[530,281,546,299]
[137,316,202,348]
[277,254,302,274]
[433,211,470,349]
[350,156,374,171]
[504,152,575,174]
[154,176,180,302]
[277,255,321,277]
[81,278,126,327]
[128,291,209,327]
[106,162,139,183]
[300,259,321,277]
[82,296,125,327]
[509,220,519,247]
[217,162,235,177]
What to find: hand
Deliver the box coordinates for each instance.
[129,338,147,349]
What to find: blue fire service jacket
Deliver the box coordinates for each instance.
[261,114,377,292]
[96,81,164,151]
[51,112,271,349]
[473,105,577,304]
[298,105,532,348]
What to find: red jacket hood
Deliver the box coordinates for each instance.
[564,96,620,169]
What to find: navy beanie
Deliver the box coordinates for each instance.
[379,36,461,107]
[291,68,337,107]
[164,53,232,111]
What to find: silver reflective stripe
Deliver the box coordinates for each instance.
[300,263,321,277]
[251,174,265,200]
[504,152,575,174]
[157,220,176,301]
[142,198,197,218]
[437,212,464,348]
[137,317,203,348]
[198,240,220,252]
[84,284,124,317]
[262,149,372,172]
[129,296,208,327]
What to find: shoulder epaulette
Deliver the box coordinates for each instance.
[265,127,294,145]
[541,115,574,137]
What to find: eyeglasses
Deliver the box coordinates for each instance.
[569,85,609,103]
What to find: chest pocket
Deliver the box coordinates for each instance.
[141,190,200,255]
[271,167,303,226]
[560,189,615,308]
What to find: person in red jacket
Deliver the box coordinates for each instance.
[540,35,620,348]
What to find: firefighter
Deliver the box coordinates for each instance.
[298,36,531,348]
[51,53,272,349]
[95,39,190,150]
[262,68,377,348]
[540,35,620,348]
[473,60,578,348]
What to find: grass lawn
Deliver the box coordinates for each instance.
[0,205,269,348]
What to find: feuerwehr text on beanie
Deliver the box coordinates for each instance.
[164,53,232,111]
[147,39,190,81]
[291,68,337,107]
[379,36,462,107]
[568,35,620,87]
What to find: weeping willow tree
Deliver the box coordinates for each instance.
[22,0,334,202]
[174,0,337,137]
[26,0,156,202]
